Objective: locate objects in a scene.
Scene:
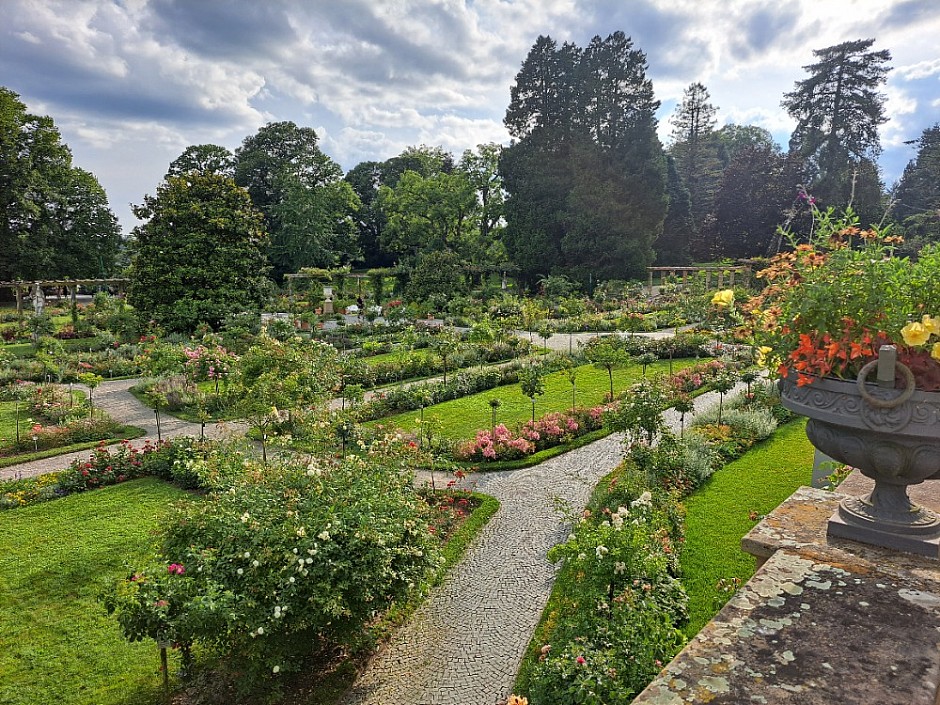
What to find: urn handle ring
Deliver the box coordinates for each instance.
[856,359,916,409]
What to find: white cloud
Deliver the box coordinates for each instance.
[2,0,937,232]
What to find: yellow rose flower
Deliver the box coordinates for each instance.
[901,321,931,346]
[756,346,773,367]
[933,342,940,362]
[922,314,940,337]
[711,289,735,308]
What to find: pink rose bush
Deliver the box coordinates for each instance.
[455,407,607,462]
[457,424,534,461]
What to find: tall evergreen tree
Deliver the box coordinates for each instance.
[893,124,940,247]
[500,33,666,287]
[504,36,582,140]
[668,83,721,231]
[782,38,891,209]
[655,156,693,265]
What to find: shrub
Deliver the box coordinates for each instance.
[107,457,439,688]
[56,440,150,494]
[693,406,778,443]
[524,471,688,704]
[455,424,534,461]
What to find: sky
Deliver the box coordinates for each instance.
[2,0,940,235]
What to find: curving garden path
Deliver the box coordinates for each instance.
[342,385,742,705]
[0,378,244,481]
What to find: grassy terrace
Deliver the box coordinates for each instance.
[373,358,698,441]
[680,418,814,635]
[0,475,499,705]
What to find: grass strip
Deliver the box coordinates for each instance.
[0,478,194,705]
[377,358,697,441]
[679,418,813,636]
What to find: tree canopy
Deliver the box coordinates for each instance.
[500,33,666,287]
[0,87,121,280]
[127,172,270,333]
[782,38,891,211]
[234,122,360,279]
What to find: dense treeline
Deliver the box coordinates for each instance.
[0,88,121,281]
[3,33,940,310]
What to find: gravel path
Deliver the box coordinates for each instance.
[0,378,244,481]
[342,384,744,705]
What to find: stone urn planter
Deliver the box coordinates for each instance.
[779,358,940,557]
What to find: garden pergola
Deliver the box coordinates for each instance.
[646,266,751,296]
[0,279,130,318]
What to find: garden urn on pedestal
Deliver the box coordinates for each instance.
[780,347,940,558]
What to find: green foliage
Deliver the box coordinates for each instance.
[585,339,629,399]
[520,469,687,704]
[518,363,546,421]
[234,121,358,279]
[379,169,477,261]
[108,457,439,687]
[500,33,666,286]
[166,143,235,178]
[0,87,121,281]
[707,144,797,260]
[782,38,891,216]
[403,250,468,304]
[128,172,271,333]
[608,378,671,445]
[893,124,940,249]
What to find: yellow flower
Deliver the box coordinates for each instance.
[922,314,940,337]
[507,697,529,705]
[711,289,735,308]
[933,342,940,362]
[901,321,931,346]
[756,346,773,367]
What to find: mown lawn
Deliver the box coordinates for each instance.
[376,358,698,441]
[0,479,193,705]
[679,419,814,636]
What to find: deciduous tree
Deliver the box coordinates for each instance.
[0,87,121,280]
[235,122,358,278]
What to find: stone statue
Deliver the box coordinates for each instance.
[31,282,45,316]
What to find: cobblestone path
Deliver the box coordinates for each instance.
[0,378,243,481]
[343,385,742,705]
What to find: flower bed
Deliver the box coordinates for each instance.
[454,407,606,462]
[0,437,244,509]
[514,386,792,703]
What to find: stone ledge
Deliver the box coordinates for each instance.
[632,480,940,704]
[741,484,940,587]
[632,548,940,704]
